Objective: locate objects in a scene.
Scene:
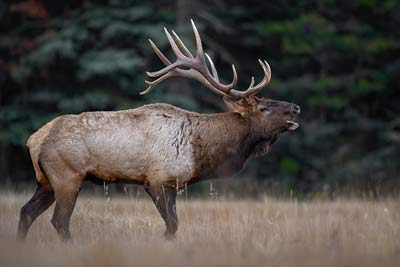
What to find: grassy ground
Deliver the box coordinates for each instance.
[0,190,399,267]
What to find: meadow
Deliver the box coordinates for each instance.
[0,190,399,267]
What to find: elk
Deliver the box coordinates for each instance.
[17,20,300,240]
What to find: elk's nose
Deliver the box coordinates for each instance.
[292,105,301,114]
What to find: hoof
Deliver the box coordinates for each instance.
[164,231,176,240]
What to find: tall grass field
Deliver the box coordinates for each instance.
[0,191,399,267]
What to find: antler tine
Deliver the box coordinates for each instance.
[140,81,155,95]
[264,60,271,82]
[164,27,186,60]
[147,39,171,66]
[229,64,238,89]
[252,59,271,88]
[141,72,175,95]
[190,19,204,60]
[248,76,255,88]
[172,30,194,58]
[205,53,219,82]
[240,59,271,96]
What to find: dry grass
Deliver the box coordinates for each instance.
[0,190,399,267]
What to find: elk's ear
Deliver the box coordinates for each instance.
[223,96,247,116]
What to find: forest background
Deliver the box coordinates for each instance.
[1,0,399,198]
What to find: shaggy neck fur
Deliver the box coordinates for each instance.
[191,111,280,180]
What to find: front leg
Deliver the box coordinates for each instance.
[145,183,178,239]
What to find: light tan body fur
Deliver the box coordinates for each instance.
[30,104,195,188]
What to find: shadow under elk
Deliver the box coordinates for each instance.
[18,20,300,240]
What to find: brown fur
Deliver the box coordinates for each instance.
[18,96,299,240]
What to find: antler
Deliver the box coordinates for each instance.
[141,19,271,99]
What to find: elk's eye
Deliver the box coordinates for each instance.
[259,106,270,113]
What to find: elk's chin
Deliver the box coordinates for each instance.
[287,120,299,131]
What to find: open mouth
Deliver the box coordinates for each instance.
[286,120,299,131]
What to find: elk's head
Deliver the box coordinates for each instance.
[223,95,300,133]
[141,20,300,146]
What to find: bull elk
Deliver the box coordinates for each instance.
[18,20,300,240]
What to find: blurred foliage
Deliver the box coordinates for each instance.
[0,0,399,197]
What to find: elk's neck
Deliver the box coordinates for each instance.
[191,112,268,179]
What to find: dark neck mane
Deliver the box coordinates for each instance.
[191,112,273,179]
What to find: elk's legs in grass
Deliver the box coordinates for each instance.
[145,184,178,239]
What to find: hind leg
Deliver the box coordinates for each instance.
[17,184,55,240]
[40,164,83,241]
[35,138,89,241]
[50,181,82,241]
